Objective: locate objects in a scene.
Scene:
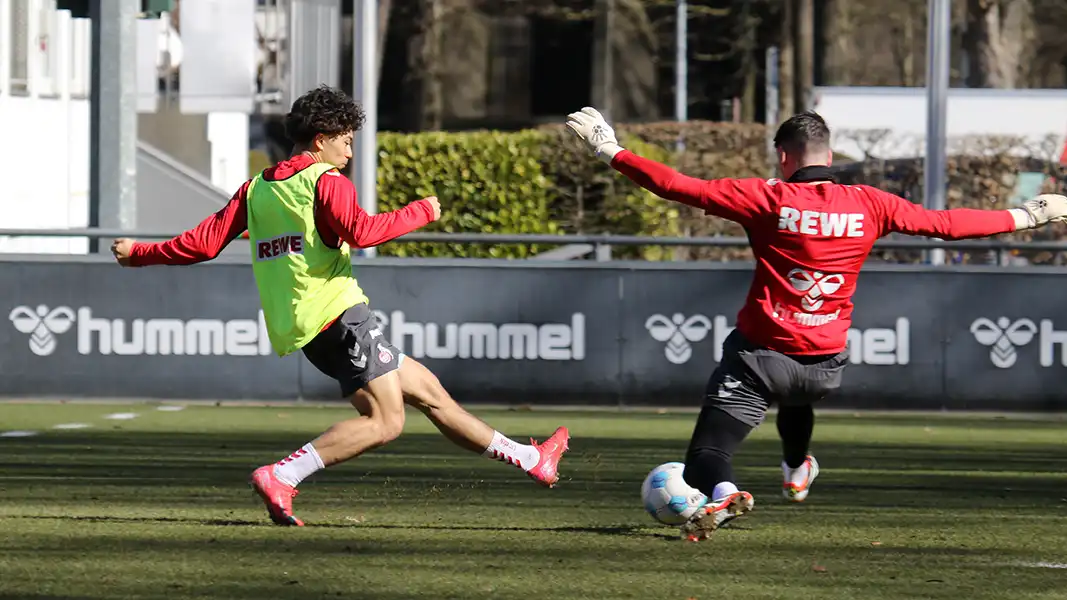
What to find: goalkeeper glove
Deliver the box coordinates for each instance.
[565,107,625,164]
[1010,194,1067,230]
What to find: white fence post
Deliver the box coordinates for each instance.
[25,0,40,98]
[0,0,11,97]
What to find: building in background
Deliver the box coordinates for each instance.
[2,0,1066,255]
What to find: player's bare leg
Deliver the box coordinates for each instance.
[250,370,406,526]
[313,370,407,462]
[356,357,570,486]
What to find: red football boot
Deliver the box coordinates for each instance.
[681,491,754,542]
[526,427,570,488]
[250,465,304,526]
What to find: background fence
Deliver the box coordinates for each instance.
[4,255,1067,411]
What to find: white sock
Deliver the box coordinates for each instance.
[782,460,810,485]
[482,431,541,471]
[712,481,739,501]
[272,443,325,487]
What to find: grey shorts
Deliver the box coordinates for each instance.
[301,303,404,397]
[705,329,849,427]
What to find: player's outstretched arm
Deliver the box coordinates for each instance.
[111,182,251,267]
[318,170,440,249]
[565,107,768,224]
[872,187,1067,240]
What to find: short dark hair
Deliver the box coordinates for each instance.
[773,111,831,156]
[283,85,366,146]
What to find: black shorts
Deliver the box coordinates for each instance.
[301,303,404,397]
[705,329,849,427]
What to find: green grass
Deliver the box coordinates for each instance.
[1,403,1066,600]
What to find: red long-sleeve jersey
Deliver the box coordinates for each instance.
[612,150,1015,355]
[129,154,435,266]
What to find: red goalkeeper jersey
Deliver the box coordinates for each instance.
[612,150,1015,355]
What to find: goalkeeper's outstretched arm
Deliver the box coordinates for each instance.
[565,107,770,226]
[867,186,1067,240]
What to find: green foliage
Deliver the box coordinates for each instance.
[615,122,771,261]
[375,130,560,258]
[606,135,682,261]
[370,121,773,259]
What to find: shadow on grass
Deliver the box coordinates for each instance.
[1,429,1065,514]
[13,513,659,537]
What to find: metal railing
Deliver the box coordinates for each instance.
[0,228,1064,264]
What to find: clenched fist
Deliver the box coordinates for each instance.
[111,238,136,267]
[423,196,441,221]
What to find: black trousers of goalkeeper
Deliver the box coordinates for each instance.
[682,329,850,499]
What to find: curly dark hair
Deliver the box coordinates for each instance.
[283,85,366,145]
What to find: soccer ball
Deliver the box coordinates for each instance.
[641,461,707,526]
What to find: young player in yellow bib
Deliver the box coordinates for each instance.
[110,86,570,526]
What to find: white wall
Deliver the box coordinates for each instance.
[0,95,90,254]
[811,87,1067,161]
[0,4,251,255]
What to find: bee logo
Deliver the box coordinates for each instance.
[9,305,76,356]
[970,317,1037,369]
[645,313,712,365]
[787,269,845,312]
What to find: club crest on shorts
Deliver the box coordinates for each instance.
[377,343,394,364]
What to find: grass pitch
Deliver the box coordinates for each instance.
[1,403,1065,600]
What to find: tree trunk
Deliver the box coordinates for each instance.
[419,0,444,130]
[778,0,795,118]
[821,0,851,85]
[795,0,814,110]
[739,0,757,122]
[890,3,920,87]
[377,0,392,84]
[902,10,916,86]
[965,0,1034,88]
[592,0,617,120]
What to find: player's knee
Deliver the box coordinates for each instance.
[348,390,374,415]
[377,409,405,444]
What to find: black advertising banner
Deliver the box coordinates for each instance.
[1,259,1064,411]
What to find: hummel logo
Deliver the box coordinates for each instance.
[970,317,1037,369]
[718,375,742,398]
[353,350,368,369]
[9,305,76,356]
[787,269,844,312]
[645,313,712,365]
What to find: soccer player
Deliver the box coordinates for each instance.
[110,85,570,526]
[566,107,1067,541]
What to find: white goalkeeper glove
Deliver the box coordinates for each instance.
[565,107,625,164]
[1010,194,1067,230]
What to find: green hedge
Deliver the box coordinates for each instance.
[375,130,558,258]
[373,121,772,259]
